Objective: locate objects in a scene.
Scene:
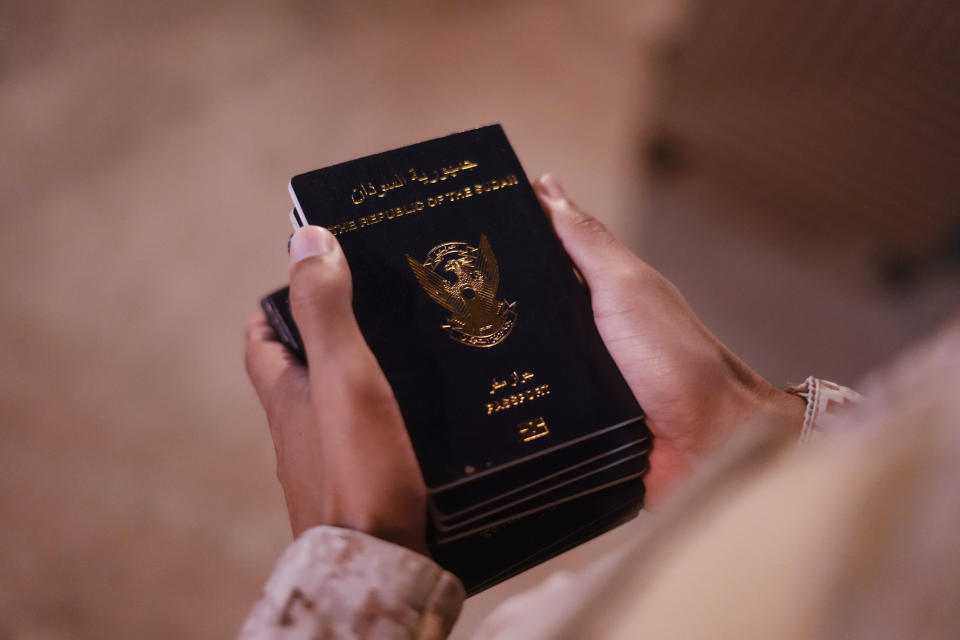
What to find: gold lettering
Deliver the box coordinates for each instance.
[484,384,550,415]
[517,417,549,443]
[346,161,480,204]
[329,220,358,236]
[334,174,517,237]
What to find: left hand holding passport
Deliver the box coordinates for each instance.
[245,224,428,554]
[245,173,804,554]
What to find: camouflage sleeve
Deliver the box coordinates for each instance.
[237,526,464,640]
[786,376,862,442]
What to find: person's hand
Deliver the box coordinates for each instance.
[533,175,805,506]
[245,226,427,553]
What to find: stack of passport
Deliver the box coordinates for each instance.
[261,125,651,593]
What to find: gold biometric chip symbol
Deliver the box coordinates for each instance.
[405,235,517,348]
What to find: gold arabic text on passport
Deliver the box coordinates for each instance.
[329,164,519,237]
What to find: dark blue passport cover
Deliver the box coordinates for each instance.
[287,125,646,489]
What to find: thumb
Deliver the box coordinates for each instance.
[287,226,366,365]
[532,174,645,295]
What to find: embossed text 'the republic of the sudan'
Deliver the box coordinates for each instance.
[327,160,519,237]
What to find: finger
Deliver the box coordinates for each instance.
[286,225,422,499]
[287,226,360,361]
[244,311,301,406]
[533,174,646,289]
[287,226,393,397]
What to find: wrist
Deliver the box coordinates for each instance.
[715,378,806,446]
[749,384,807,439]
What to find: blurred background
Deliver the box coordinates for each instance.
[1,0,957,637]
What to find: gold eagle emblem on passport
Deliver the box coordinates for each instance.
[406,235,517,348]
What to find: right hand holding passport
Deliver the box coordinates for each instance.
[244,174,804,551]
[532,175,804,506]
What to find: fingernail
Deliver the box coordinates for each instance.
[536,174,566,200]
[289,226,336,264]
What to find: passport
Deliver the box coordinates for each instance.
[262,125,651,593]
